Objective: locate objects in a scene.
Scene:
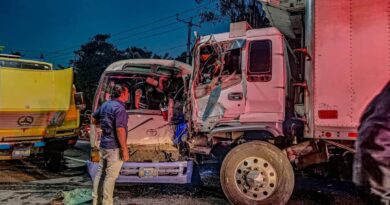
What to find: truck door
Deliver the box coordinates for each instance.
[241,35,285,124]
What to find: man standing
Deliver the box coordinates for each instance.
[92,84,130,205]
[354,81,390,204]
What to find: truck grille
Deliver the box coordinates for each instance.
[0,112,50,129]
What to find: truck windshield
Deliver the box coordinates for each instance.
[98,74,185,113]
[0,60,51,70]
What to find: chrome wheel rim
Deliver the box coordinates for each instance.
[234,157,277,200]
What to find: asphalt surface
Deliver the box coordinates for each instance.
[0,141,370,205]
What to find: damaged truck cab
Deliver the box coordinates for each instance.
[187,25,294,204]
[189,26,286,148]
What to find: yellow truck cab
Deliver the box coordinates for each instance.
[0,54,83,171]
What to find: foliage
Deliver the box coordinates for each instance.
[71,34,122,108]
[175,51,189,64]
[195,0,269,28]
[10,51,23,56]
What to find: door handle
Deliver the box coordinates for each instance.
[228,92,243,101]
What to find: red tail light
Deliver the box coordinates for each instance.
[318,110,338,119]
[348,132,358,138]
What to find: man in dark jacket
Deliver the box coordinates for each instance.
[354,81,390,204]
[92,84,130,205]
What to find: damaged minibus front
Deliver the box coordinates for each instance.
[87,59,195,183]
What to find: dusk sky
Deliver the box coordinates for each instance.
[0,0,229,66]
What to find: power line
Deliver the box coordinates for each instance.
[46,15,202,60]
[46,2,211,56]
[46,20,187,59]
[47,26,189,63]
[114,26,187,47]
[49,44,187,65]
[108,4,209,38]
[6,2,212,62]
[25,2,214,63]
[50,16,199,60]
[154,44,187,53]
[111,16,195,43]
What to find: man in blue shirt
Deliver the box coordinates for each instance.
[92,84,129,205]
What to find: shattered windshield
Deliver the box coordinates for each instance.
[98,73,185,114]
[194,40,242,98]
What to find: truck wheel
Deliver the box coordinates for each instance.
[191,163,203,188]
[220,141,294,205]
[44,151,64,172]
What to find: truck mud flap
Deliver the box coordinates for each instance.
[87,160,193,184]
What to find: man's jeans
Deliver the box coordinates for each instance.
[92,148,123,205]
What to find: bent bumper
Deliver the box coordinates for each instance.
[87,160,193,184]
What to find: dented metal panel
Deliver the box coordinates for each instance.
[126,114,173,145]
[192,28,285,134]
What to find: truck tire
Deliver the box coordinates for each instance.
[220,141,294,205]
[44,151,64,172]
[43,138,68,172]
[191,163,203,188]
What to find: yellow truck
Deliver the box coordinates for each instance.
[0,54,84,171]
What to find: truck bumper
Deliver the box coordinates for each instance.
[0,135,78,160]
[0,141,45,160]
[87,160,193,184]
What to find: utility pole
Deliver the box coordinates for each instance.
[176,15,200,64]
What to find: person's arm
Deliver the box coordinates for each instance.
[91,117,99,125]
[115,109,129,161]
[90,107,101,148]
[91,107,101,125]
[116,128,129,161]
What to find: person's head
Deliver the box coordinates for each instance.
[110,84,129,103]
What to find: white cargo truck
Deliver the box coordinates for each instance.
[88,1,389,204]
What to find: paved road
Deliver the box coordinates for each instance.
[0,141,368,205]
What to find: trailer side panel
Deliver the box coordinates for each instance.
[312,0,389,139]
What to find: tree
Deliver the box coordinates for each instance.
[195,0,269,28]
[175,51,189,63]
[10,51,23,56]
[71,34,122,108]
[153,52,173,60]
[120,47,153,59]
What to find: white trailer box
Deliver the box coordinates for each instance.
[306,0,390,140]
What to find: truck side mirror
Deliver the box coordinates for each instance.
[75,92,86,110]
